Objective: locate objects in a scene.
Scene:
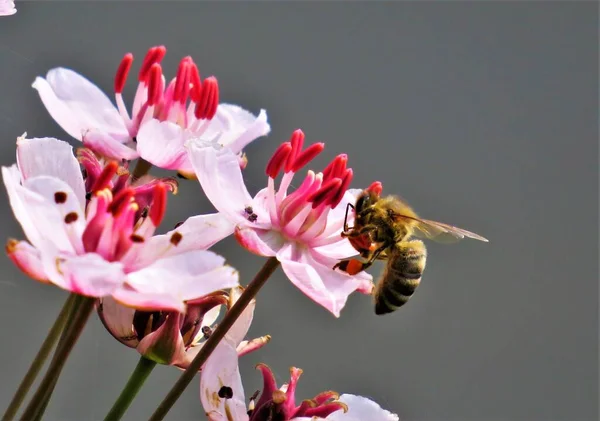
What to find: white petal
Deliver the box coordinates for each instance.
[52,253,125,297]
[32,68,127,140]
[97,297,138,348]
[200,337,248,421]
[225,286,255,346]
[210,105,271,153]
[234,227,284,257]
[329,394,399,421]
[136,120,189,170]
[17,136,86,208]
[83,129,139,161]
[0,0,16,16]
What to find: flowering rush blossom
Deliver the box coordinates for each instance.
[32,45,270,176]
[186,130,374,317]
[3,136,236,312]
[0,0,16,16]
[201,344,399,421]
[99,285,270,368]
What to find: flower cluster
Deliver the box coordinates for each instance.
[1,43,399,421]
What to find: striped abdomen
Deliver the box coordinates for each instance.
[374,240,427,315]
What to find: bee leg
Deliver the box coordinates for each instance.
[342,202,356,233]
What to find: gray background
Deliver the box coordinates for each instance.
[0,2,597,420]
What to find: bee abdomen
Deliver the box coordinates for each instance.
[374,241,427,315]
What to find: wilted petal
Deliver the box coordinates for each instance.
[54,253,125,297]
[6,239,48,283]
[97,296,138,347]
[32,68,127,140]
[16,136,86,208]
[328,394,399,421]
[200,338,248,421]
[136,120,190,170]
[83,129,139,161]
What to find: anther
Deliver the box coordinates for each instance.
[308,178,342,208]
[330,169,353,208]
[149,183,167,226]
[367,181,383,196]
[193,76,219,120]
[265,142,292,178]
[201,325,212,339]
[54,191,68,204]
[130,234,145,243]
[147,63,163,106]
[291,142,325,173]
[64,212,79,224]
[284,129,305,172]
[138,45,167,82]
[170,232,183,246]
[218,386,233,399]
[91,161,119,193]
[114,53,133,94]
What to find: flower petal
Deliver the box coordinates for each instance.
[277,244,369,317]
[137,312,187,365]
[200,337,248,421]
[186,140,257,227]
[234,227,284,257]
[6,240,48,283]
[328,394,399,421]
[0,0,16,16]
[32,68,127,140]
[52,253,125,297]
[225,286,255,346]
[16,136,86,208]
[97,297,138,348]
[83,129,139,161]
[111,287,185,313]
[136,120,190,170]
[210,105,271,153]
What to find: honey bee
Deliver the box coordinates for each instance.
[334,185,488,315]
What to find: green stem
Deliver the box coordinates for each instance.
[131,158,153,181]
[1,294,76,421]
[103,357,157,421]
[148,257,281,421]
[20,296,96,421]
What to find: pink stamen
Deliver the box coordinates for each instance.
[82,191,111,253]
[307,178,342,208]
[149,183,167,226]
[329,168,353,208]
[147,64,163,106]
[114,53,133,94]
[322,154,347,181]
[91,161,119,193]
[108,188,135,216]
[291,142,324,173]
[284,129,305,172]
[265,142,292,178]
[138,45,167,82]
[367,180,383,196]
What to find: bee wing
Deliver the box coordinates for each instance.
[398,215,489,243]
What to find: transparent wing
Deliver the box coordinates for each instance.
[398,215,489,244]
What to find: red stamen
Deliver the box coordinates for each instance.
[114,53,133,94]
[308,178,342,208]
[322,154,347,181]
[149,183,167,226]
[138,45,167,82]
[367,181,383,196]
[284,129,305,172]
[173,57,191,104]
[147,63,163,106]
[108,188,135,216]
[330,168,353,208]
[193,76,219,120]
[291,143,325,173]
[265,142,292,178]
[189,62,202,102]
[91,161,119,193]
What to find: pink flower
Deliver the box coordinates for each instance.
[200,355,399,421]
[186,130,374,317]
[0,0,15,16]
[3,136,236,312]
[32,45,270,176]
[99,286,269,367]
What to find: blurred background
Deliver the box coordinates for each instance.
[0,2,597,420]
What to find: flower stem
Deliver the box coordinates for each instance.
[131,158,153,181]
[20,296,96,421]
[1,294,76,421]
[148,257,281,421]
[103,357,157,421]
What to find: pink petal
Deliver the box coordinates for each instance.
[186,140,256,227]
[6,240,48,283]
[124,213,234,271]
[209,105,271,153]
[277,244,369,317]
[200,337,249,421]
[97,297,139,348]
[16,136,86,208]
[55,253,125,297]
[32,68,127,141]
[313,189,361,243]
[126,250,239,301]
[329,394,399,421]
[0,0,16,16]
[234,226,283,257]
[83,129,139,161]
[111,287,185,312]
[136,313,187,365]
[136,120,190,170]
